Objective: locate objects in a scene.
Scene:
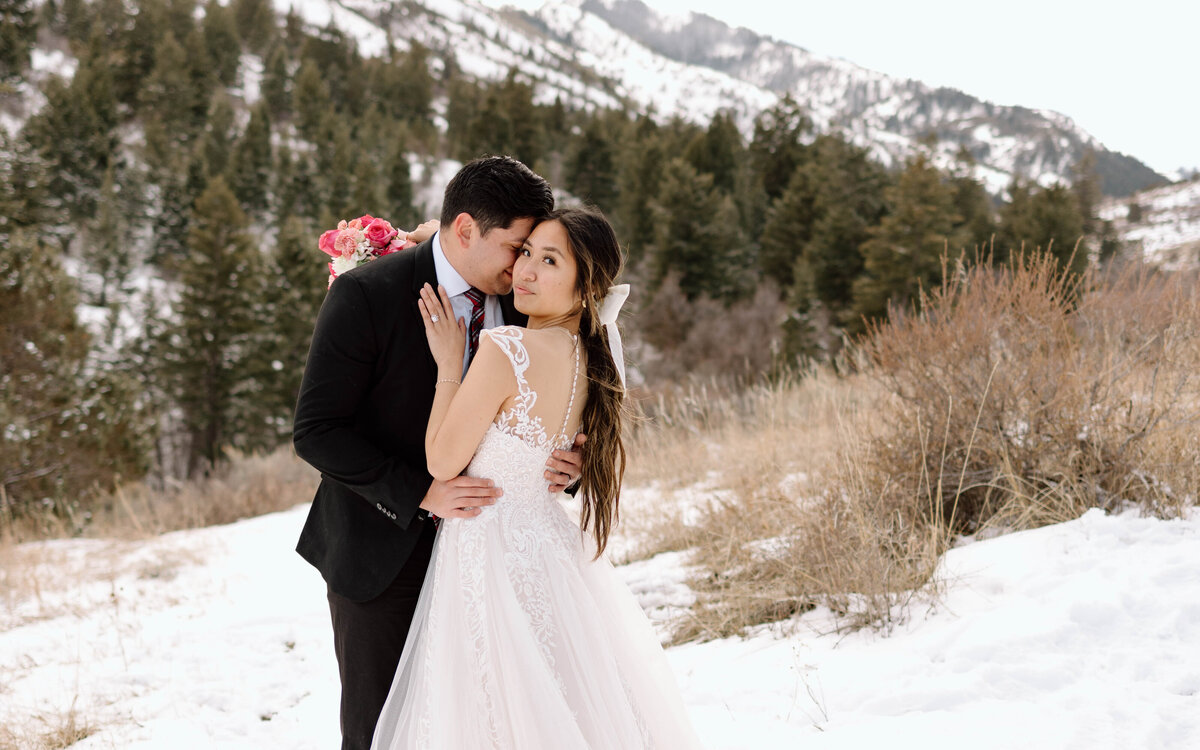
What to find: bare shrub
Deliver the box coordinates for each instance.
[641,254,1199,643]
[631,275,789,383]
[860,254,1200,535]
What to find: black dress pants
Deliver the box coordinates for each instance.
[326,520,437,750]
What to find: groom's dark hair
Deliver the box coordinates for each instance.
[440,155,554,234]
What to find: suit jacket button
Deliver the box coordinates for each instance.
[377,503,383,510]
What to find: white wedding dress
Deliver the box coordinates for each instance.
[372,327,702,749]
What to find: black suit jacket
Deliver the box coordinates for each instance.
[293,239,527,601]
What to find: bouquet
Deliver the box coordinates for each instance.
[319,215,416,288]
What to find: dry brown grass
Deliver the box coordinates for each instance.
[0,704,95,750]
[630,255,1200,643]
[1,445,318,545]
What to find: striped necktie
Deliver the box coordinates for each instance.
[464,287,485,363]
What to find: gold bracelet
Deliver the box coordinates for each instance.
[435,377,461,386]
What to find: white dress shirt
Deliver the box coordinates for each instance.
[432,231,505,378]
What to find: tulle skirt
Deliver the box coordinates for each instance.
[371,502,703,749]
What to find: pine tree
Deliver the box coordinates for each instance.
[0,129,56,235]
[116,0,165,106]
[227,101,273,219]
[1070,149,1103,236]
[261,43,291,120]
[497,69,541,168]
[82,165,130,307]
[0,230,148,516]
[0,0,38,80]
[58,0,90,45]
[852,154,966,326]
[232,0,274,54]
[564,115,619,212]
[165,177,268,475]
[314,110,354,218]
[445,74,481,161]
[272,143,318,227]
[1031,183,1087,275]
[614,116,664,267]
[350,148,386,221]
[292,59,331,142]
[283,6,304,52]
[394,41,433,127]
[385,136,417,229]
[183,27,217,129]
[261,215,326,431]
[300,23,362,109]
[1098,219,1122,264]
[164,0,195,42]
[760,165,818,287]
[139,31,195,170]
[201,0,240,86]
[998,180,1087,273]
[23,44,119,225]
[997,178,1037,257]
[749,94,812,201]
[684,111,741,194]
[649,158,745,301]
[199,89,237,179]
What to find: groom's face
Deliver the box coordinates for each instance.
[459,216,536,296]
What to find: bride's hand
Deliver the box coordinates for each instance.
[418,283,467,379]
[407,219,439,244]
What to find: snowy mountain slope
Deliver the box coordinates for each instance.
[1099,178,1200,270]
[5,0,1167,200]
[1,500,1197,748]
[570,0,1165,197]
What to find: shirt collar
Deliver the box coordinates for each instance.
[432,230,472,297]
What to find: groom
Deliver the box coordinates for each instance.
[293,156,582,750]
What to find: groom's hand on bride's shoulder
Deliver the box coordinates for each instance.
[420,476,503,519]
[546,433,586,493]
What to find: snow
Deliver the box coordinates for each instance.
[30,47,77,79]
[1098,179,1200,269]
[3,494,1198,748]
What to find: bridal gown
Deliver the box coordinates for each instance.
[372,326,702,749]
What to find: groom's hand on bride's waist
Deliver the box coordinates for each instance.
[546,433,586,494]
[420,477,503,520]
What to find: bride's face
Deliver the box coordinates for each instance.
[512,220,581,319]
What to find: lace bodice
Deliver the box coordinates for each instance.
[485,326,580,454]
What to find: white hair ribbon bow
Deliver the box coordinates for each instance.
[597,284,630,387]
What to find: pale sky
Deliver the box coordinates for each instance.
[496,0,1199,176]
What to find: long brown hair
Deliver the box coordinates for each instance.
[547,206,626,557]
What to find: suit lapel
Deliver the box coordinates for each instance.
[410,239,438,373]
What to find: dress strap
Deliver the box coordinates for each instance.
[483,327,536,425]
[551,334,580,448]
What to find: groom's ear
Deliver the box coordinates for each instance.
[451,213,475,245]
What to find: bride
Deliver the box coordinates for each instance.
[371,207,703,749]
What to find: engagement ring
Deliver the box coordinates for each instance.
[430,314,440,323]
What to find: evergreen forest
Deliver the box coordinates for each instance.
[0,0,1121,520]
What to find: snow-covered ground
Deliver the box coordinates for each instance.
[2,503,1197,748]
[1100,179,1200,270]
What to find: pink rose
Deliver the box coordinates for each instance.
[356,214,376,228]
[333,227,362,258]
[364,219,398,250]
[318,229,339,257]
